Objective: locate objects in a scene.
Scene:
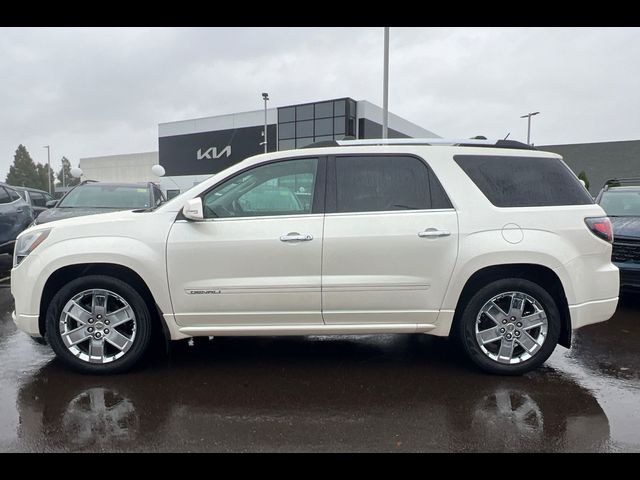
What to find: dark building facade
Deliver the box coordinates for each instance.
[156,97,438,192]
[541,140,640,194]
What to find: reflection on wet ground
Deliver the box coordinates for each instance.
[0,255,638,452]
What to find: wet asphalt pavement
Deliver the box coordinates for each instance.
[0,254,639,452]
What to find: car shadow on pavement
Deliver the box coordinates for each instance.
[10,333,611,452]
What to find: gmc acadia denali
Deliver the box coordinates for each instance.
[10,138,619,375]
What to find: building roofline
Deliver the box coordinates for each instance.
[540,138,640,148]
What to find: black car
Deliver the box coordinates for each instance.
[12,186,56,219]
[34,181,166,226]
[0,182,34,255]
[595,177,640,291]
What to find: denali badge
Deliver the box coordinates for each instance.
[186,289,222,295]
[197,146,231,160]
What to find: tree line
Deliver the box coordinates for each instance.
[4,144,80,192]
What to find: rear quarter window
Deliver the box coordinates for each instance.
[454,155,594,207]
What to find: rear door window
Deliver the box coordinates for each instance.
[454,155,594,207]
[7,188,21,202]
[333,155,452,213]
[0,187,10,204]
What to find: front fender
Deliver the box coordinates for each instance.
[15,236,172,318]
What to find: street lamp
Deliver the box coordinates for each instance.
[382,27,390,139]
[261,92,269,153]
[43,145,51,195]
[520,111,540,145]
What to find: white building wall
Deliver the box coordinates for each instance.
[159,109,277,138]
[79,152,159,183]
[356,100,440,138]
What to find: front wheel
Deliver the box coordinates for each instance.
[456,278,561,375]
[46,275,152,374]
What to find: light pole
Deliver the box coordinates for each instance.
[262,92,269,153]
[43,145,51,194]
[520,111,540,145]
[382,27,389,139]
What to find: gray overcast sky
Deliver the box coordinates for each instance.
[1,27,639,180]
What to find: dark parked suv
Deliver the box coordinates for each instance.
[595,177,640,291]
[0,182,34,255]
[33,180,166,225]
[12,186,56,219]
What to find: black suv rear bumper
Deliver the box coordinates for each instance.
[615,262,640,290]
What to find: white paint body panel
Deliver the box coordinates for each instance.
[167,215,324,326]
[321,210,458,324]
[11,145,618,342]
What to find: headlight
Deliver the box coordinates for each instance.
[13,228,52,267]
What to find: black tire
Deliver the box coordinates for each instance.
[46,275,152,374]
[455,278,561,376]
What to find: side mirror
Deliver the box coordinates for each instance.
[579,179,586,188]
[46,200,58,208]
[182,197,204,221]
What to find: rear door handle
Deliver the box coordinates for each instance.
[418,228,451,238]
[280,233,313,242]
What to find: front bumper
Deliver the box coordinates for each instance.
[12,310,42,338]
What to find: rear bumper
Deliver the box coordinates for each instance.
[569,297,618,329]
[12,310,42,338]
[615,262,640,290]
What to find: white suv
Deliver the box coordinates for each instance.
[10,138,619,375]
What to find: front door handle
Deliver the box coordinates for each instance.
[280,232,313,242]
[418,228,451,238]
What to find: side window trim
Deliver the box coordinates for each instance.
[327,153,453,215]
[198,156,328,219]
[4,186,21,204]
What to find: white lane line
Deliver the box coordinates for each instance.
[0,276,10,283]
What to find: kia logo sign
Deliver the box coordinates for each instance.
[197,146,232,160]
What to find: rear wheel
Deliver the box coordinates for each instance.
[46,275,152,374]
[456,278,561,375]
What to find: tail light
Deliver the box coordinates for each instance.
[585,217,614,243]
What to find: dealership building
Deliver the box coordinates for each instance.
[80,97,438,197]
[79,96,639,198]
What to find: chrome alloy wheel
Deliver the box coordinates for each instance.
[474,291,548,365]
[59,289,137,364]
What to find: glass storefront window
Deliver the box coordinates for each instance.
[314,118,333,136]
[296,120,313,137]
[278,122,295,140]
[296,137,314,148]
[296,104,314,121]
[277,98,356,151]
[279,107,295,123]
[279,139,296,150]
[314,102,333,118]
[348,117,356,137]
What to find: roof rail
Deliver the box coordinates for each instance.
[602,177,640,191]
[335,138,537,150]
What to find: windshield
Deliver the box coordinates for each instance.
[599,190,640,216]
[58,184,151,209]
